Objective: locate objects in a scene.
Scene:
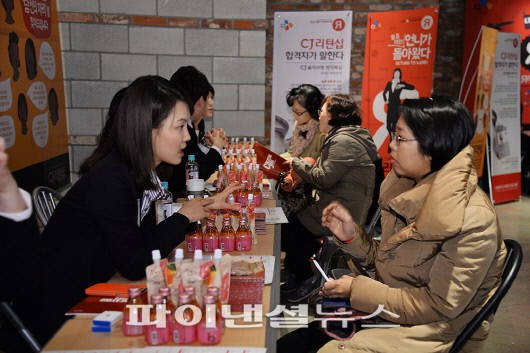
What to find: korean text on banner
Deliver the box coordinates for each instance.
[361,7,439,174]
[0,0,70,189]
[490,32,521,204]
[271,11,352,154]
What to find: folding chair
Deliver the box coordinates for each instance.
[0,301,41,352]
[449,239,523,353]
[31,186,63,227]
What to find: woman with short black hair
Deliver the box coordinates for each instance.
[279,95,506,353]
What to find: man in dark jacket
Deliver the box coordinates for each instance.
[167,66,226,197]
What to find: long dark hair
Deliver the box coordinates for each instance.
[400,95,475,173]
[81,76,188,191]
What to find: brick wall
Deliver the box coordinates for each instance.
[59,0,465,178]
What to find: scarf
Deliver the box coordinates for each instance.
[291,118,320,157]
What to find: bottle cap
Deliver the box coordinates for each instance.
[175,248,184,261]
[158,286,171,297]
[151,294,163,305]
[152,249,161,262]
[161,181,169,190]
[128,287,143,298]
[203,294,216,304]
[188,155,195,161]
[193,249,203,261]
[214,249,222,259]
[207,286,220,299]
[178,293,191,304]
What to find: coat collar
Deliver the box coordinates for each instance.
[380,146,477,247]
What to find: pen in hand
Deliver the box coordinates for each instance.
[311,255,332,282]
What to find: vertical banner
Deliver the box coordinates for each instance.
[490,32,521,204]
[272,11,352,153]
[470,26,497,177]
[463,1,530,125]
[361,8,438,174]
[0,0,69,190]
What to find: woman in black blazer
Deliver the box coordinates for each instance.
[14,76,239,346]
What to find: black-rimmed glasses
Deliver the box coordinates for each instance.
[290,107,307,116]
[391,132,417,146]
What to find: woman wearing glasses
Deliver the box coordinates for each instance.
[278,84,326,219]
[281,94,377,303]
[278,95,506,353]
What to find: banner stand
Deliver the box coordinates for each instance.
[486,137,494,205]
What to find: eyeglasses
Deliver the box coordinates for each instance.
[290,107,307,117]
[391,132,417,146]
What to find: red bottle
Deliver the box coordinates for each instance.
[122,287,145,336]
[186,222,203,253]
[145,294,169,346]
[219,214,235,252]
[171,293,197,344]
[203,217,219,253]
[197,294,222,345]
[235,216,252,251]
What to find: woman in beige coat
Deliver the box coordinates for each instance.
[278,95,506,353]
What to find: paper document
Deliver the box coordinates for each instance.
[256,207,288,224]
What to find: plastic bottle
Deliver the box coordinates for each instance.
[255,164,264,184]
[247,193,255,220]
[171,293,197,344]
[206,286,224,332]
[185,155,199,181]
[203,217,219,253]
[155,181,173,224]
[235,216,252,251]
[122,287,145,336]
[197,294,222,345]
[150,250,166,298]
[145,294,169,346]
[159,286,176,329]
[219,214,235,252]
[186,223,203,253]
[252,181,262,207]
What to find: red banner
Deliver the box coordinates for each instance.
[361,8,439,174]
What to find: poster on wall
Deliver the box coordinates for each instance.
[490,32,521,204]
[271,11,352,154]
[361,7,439,174]
[470,26,498,177]
[0,0,69,191]
[463,1,530,125]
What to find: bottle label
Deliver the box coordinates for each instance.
[187,236,203,253]
[237,237,252,251]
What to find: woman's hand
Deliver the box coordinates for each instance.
[319,275,354,298]
[177,197,215,222]
[321,201,359,243]
[205,183,243,211]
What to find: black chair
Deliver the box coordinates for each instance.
[449,239,523,353]
[0,301,41,352]
[31,186,63,227]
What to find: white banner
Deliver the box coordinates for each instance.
[490,32,521,204]
[271,11,352,153]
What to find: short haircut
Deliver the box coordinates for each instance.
[110,76,187,190]
[170,66,209,106]
[286,84,324,120]
[400,95,475,173]
[322,94,362,127]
